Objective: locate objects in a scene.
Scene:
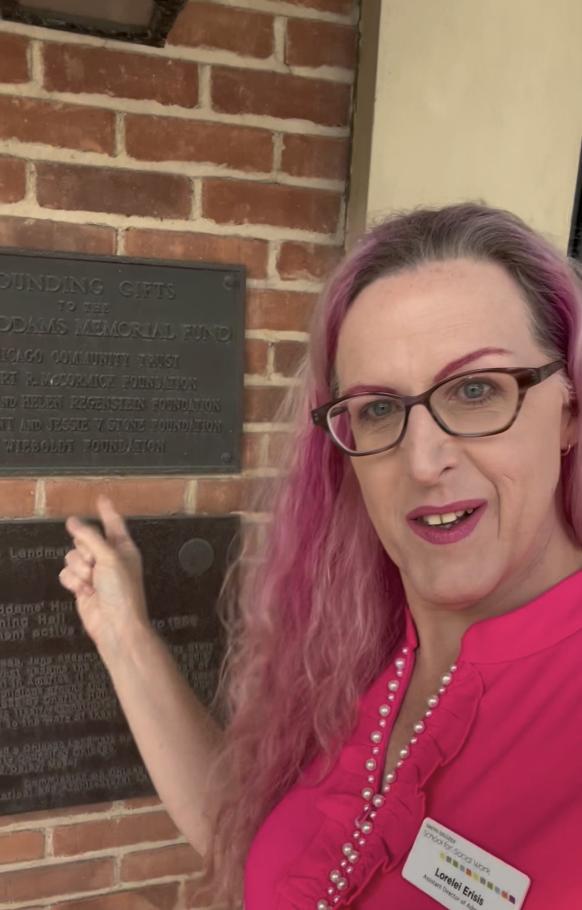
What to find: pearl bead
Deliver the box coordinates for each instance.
[333,898,340,905]
[396,760,404,767]
[372,747,380,755]
[425,709,433,717]
[410,736,418,744]
[382,783,391,793]
[388,680,399,692]
[414,721,425,734]
[342,843,353,856]
[372,794,384,808]
[340,859,347,869]
[370,730,382,744]
[336,878,348,891]
[396,670,404,677]
[367,775,375,783]
[402,646,409,654]
[346,865,353,873]
[395,657,406,670]
[317,901,330,910]
[330,870,341,883]
[328,886,335,895]
[388,694,396,702]
[362,787,373,800]
[361,821,373,834]
[378,704,391,716]
[441,673,453,686]
[349,851,359,862]
[352,830,359,839]
[450,664,458,672]
[399,746,409,759]
[438,687,446,694]
[366,758,377,771]
[384,771,396,783]
[379,719,387,728]
[427,695,439,708]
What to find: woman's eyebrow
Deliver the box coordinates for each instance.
[432,347,513,383]
[339,347,513,398]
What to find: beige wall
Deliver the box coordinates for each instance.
[349,0,582,250]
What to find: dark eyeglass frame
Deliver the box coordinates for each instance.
[311,360,565,456]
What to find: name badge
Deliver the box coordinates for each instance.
[402,817,531,909]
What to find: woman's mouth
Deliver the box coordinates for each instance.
[407,504,487,545]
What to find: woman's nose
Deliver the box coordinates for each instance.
[399,402,458,483]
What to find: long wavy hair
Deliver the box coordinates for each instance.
[199,202,582,903]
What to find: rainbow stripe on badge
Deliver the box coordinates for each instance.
[439,851,517,904]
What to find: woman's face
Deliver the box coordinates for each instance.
[335,257,578,615]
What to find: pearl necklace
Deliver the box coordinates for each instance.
[316,645,458,909]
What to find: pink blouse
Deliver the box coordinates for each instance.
[245,569,582,908]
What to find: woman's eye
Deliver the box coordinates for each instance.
[460,381,491,399]
[361,399,396,419]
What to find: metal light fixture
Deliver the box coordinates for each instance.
[0,0,188,46]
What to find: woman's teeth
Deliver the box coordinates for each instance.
[418,508,476,527]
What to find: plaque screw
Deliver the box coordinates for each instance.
[223,274,237,290]
[221,452,233,464]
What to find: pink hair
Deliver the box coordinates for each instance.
[198,203,582,903]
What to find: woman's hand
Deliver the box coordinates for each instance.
[60,495,150,662]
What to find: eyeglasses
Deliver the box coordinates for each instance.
[311,360,564,456]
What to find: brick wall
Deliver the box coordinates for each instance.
[0,0,359,906]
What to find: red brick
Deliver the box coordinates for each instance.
[0,96,115,155]
[120,844,201,882]
[170,2,273,58]
[281,133,350,180]
[44,479,188,518]
[125,229,268,280]
[0,34,29,84]
[0,479,36,517]
[247,289,317,331]
[0,858,114,902]
[53,812,179,856]
[36,164,191,219]
[53,883,179,910]
[286,19,357,69]
[0,217,115,255]
[246,339,270,375]
[283,0,354,12]
[245,386,288,421]
[125,115,272,172]
[43,44,198,108]
[212,66,351,127]
[274,340,307,375]
[196,477,243,513]
[0,829,44,864]
[203,179,341,233]
[0,158,26,203]
[277,241,342,281]
[242,433,265,469]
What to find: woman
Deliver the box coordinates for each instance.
[60,203,582,909]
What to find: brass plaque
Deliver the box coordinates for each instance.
[0,516,237,814]
[0,249,245,473]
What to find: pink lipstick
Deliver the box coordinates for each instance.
[406,501,487,546]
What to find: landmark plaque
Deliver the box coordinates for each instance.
[0,516,237,815]
[0,250,245,473]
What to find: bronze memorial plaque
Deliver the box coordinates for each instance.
[0,516,237,814]
[0,250,245,473]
